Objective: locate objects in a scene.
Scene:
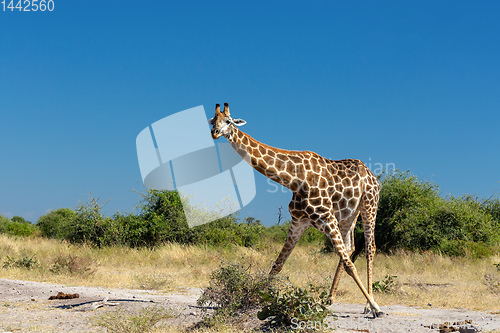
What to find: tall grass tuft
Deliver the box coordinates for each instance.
[93,306,174,333]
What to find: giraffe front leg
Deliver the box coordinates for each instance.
[270,219,309,275]
[325,220,384,318]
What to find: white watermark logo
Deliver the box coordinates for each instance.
[291,316,480,332]
[136,105,256,227]
[366,157,396,176]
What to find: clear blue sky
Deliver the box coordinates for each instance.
[1,1,499,225]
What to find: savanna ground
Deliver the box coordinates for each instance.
[1,234,499,332]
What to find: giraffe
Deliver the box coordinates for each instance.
[209,103,384,317]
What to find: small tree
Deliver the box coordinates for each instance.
[11,216,30,224]
[38,208,77,239]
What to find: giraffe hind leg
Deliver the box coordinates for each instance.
[360,184,380,315]
[362,216,377,314]
[323,215,383,317]
[329,259,344,301]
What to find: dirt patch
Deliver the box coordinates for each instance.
[327,303,499,333]
[0,278,499,332]
[0,278,203,332]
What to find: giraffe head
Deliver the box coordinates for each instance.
[208,103,246,140]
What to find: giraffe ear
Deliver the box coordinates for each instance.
[232,119,247,127]
[208,118,214,124]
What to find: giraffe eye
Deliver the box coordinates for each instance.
[226,120,231,124]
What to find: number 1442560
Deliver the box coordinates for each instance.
[1,0,54,11]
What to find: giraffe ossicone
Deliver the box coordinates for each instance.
[209,102,384,317]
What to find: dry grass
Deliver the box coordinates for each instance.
[1,234,499,313]
[157,326,250,333]
[93,306,174,332]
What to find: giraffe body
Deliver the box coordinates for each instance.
[209,103,383,317]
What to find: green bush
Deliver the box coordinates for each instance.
[198,262,333,330]
[34,190,271,249]
[194,217,264,247]
[258,283,332,328]
[37,208,77,239]
[484,197,500,224]
[138,189,189,244]
[37,203,123,247]
[375,171,500,256]
[0,215,9,226]
[11,216,30,224]
[60,197,121,247]
[112,213,146,247]
[3,255,39,269]
[372,275,398,293]
[6,222,36,236]
[197,262,270,315]
[132,189,260,247]
[375,171,441,252]
[262,221,327,247]
[0,215,37,237]
[27,175,499,256]
[261,223,289,243]
[129,189,280,248]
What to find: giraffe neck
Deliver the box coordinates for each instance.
[225,126,312,192]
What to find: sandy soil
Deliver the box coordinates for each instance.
[0,278,499,332]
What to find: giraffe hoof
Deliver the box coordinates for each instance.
[373,310,385,318]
